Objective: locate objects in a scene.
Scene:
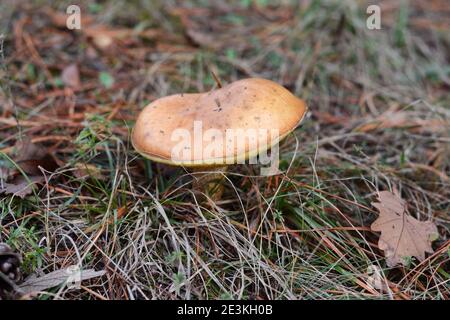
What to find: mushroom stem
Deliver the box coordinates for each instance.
[191,166,227,201]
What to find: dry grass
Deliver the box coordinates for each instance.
[0,0,449,299]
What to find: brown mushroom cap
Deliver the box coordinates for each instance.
[132,78,308,167]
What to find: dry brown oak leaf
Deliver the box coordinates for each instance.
[371,191,439,267]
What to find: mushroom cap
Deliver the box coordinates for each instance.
[132,78,308,167]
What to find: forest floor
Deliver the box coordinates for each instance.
[0,0,449,299]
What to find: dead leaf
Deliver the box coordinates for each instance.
[0,175,44,198]
[44,6,164,51]
[185,29,221,50]
[15,137,47,162]
[371,191,439,267]
[84,25,139,49]
[61,64,80,89]
[14,137,58,175]
[355,111,449,133]
[19,267,105,295]
[73,162,103,180]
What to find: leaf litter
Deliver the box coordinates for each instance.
[19,267,105,295]
[371,191,439,267]
[0,137,58,198]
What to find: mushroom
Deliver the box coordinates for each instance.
[132,78,308,200]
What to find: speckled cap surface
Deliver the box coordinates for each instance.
[132,78,308,166]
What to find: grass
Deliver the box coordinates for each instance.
[0,0,449,299]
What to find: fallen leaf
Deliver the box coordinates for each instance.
[0,175,44,198]
[84,25,130,49]
[19,267,105,295]
[15,137,47,162]
[371,191,439,267]
[186,29,221,50]
[61,64,80,89]
[355,111,449,133]
[73,162,103,180]
[44,6,164,51]
[14,137,58,175]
